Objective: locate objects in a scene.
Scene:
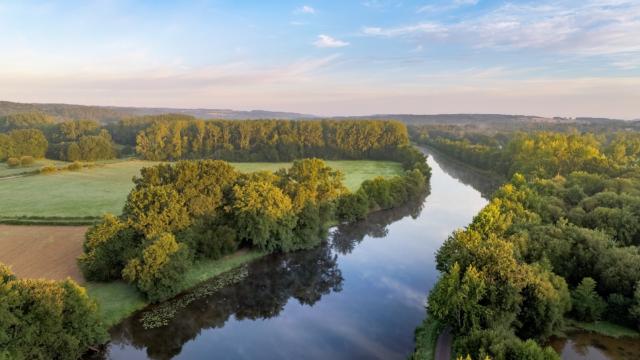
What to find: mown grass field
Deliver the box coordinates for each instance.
[0,159,403,219]
[0,159,68,178]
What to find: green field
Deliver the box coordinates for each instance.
[0,159,403,218]
[0,159,68,178]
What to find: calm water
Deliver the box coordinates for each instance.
[100,150,489,360]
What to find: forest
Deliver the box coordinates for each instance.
[412,125,640,359]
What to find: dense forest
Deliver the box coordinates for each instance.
[413,126,640,359]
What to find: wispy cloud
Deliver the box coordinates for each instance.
[417,0,479,13]
[295,5,316,14]
[313,34,350,48]
[368,0,640,67]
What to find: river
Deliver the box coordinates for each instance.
[98,150,632,360]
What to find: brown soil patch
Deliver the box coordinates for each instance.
[0,225,87,283]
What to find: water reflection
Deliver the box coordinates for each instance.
[550,332,640,360]
[421,146,503,198]
[108,245,343,359]
[99,152,490,360]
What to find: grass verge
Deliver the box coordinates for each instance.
[86,250,266,327]
[565,319,640,339]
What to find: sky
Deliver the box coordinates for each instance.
[0,0,638,119]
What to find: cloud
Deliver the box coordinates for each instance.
[368,0,640,66]
[417,0,479,13]
[295,5,316,14]
[313,34,350,48]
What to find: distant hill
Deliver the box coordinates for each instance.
[0,101,314,123]
[0,100,631,125]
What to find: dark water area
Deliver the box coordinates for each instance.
[550,332,640,360]
[100,151,490,359]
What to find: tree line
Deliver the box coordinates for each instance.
[2,112,411,165]
[413,128,640,359]
[79,149,430,302]
[132,118,410,161]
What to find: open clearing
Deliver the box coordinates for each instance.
[0,159,402,218]
[0,159,68,178]
[0,225,87,282]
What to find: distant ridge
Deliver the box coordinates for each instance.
[0,100,630,124]
[0,101,315,123]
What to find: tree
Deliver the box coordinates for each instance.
[0,264,107,359]
[122,233,191,302]
[428,263,488,333]
[231,180,296,252]
[8,128,48,158]
[123,185,191,238]
[78,214,139,281]
[571,277,606,322]
[630,282,640,329]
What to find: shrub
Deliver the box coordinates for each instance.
[39,165,58,174]
[6,157,20,167]
[336,190,370,222]
[67,161,83,171]
[19,156,34,166]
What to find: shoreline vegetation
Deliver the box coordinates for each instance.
[411,125,640,360]
[86,250,266,327]
[1,117,433,359]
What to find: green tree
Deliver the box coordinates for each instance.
[571,277,606,322]
[122,233,191,302]
[123,185,191,237]
[231,180,296,252]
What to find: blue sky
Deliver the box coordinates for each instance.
[0,0,638,118]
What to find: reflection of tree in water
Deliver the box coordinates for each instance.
[101,164,431,360]
[106,245,343,360]
[331,191,427,255]
[423,147,503,199]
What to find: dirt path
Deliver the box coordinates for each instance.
[435,327,453,360]
[0,225,88,282]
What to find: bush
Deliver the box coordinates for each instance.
[67,161,83,171]
[19,156,34,166]
[336,190,370,222]
[6,157,20,167]
[39,165,58,174]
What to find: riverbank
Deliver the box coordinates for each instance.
[87,250,266,327]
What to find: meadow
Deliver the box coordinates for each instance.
[0,159,403,219]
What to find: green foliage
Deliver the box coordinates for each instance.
[336,190,370,222]
[123,233,192,302]
[78,214,139,281]
[428,263,488,333]
[0,265,107,360]
[231,180,296,252]
[6,128,48,158]
[123,185,191,237]
[134,119,409,161]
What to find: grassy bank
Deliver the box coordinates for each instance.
[564,319,640,339]
[0,159,402,219]
[87,250,266,327]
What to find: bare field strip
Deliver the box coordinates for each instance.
[0,225,87,282]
